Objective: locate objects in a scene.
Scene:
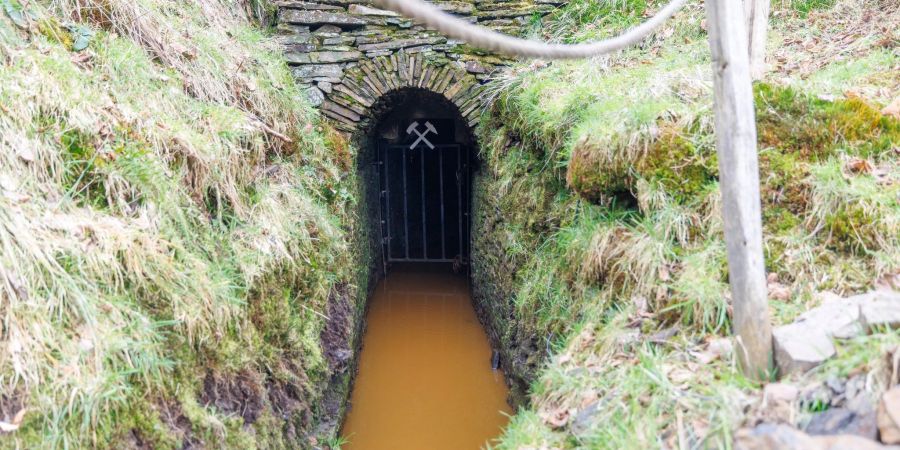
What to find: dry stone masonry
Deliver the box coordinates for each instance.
[273,0,565,133]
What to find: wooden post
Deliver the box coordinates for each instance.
[705,0,773,379]
[744,0,771,79]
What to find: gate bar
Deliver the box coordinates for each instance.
[457,148,463,259]
[383,142,392,261]
[439,149,446,259]
[421,148,427,258]
[402,146,409,259]
[381,143,465,263]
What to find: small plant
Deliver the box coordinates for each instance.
[326,434,351,450]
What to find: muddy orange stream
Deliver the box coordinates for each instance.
[341,265,511,450]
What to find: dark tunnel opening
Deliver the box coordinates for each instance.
[357,88,477,271]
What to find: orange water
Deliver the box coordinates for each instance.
[341,265,511,450]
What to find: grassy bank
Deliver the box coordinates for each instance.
[0,0,368,448]
[472,0,899,447]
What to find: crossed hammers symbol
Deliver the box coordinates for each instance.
[406,121,437,149]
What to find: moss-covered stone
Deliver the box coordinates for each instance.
[565,136,629,204]
[755,83,900,160]
[37,18,75,49]
[636,128,718,204]
[566,126,717,206]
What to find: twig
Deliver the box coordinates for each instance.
[300,303,329,321]
[250,115,293,143]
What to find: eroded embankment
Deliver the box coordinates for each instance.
[0,1,377,448]
[468,0,900,447]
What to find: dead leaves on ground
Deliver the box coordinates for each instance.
[842,156,896,187]
[768,273,793,301]
[883,97,900,120]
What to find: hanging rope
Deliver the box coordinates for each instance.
[369,0,689,59]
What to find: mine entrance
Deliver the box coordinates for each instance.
[373,93,472,265]
[344,89,509,449]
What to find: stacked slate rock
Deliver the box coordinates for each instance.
[773,289,900,376]
[274,0,566,132]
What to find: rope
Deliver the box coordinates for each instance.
[369,0,689,59]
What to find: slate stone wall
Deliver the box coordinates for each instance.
[274,0,565,133]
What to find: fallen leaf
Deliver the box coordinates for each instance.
[846,157,874,174]
[659,266,671,282]
[768,282,791,301]
[0,407,27,433]
[668,367,693,384]
[648,326,679,344]
[541,407,570,428]
[16,145,34,162]
[692,337,733,364]
[3,191,29,203]
[844,89,864,100]
[883,97,900,120]
[692,418,710,441]
[875,270,900,291]
[633,295,649,314]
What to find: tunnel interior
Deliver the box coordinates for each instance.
[359,88,476,268]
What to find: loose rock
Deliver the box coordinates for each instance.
[796,293,866,340]
[878,387,900,444]
[805,407,877,440]
[737,423,900,450]
[765,383,800,403]
[861,291,900,332]
[773,323,835,375]
[735,423,821,450]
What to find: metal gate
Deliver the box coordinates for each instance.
[378,142,469,263]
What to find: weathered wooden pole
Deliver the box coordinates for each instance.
[705,0,773,379]
[744,0,771,79]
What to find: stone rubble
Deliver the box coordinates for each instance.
[773,289,900,376]
[879,387,900,444]
[738,317,900,449]
[736,423,900,450]
[738,380,900,449]
[274,0,567,132]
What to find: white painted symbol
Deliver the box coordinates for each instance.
[406,121,437,149]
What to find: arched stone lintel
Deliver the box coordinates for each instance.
[275,2,568,135]
[319,51,485,134]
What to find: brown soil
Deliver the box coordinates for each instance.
[316,283,360,435]
[158,400,198,449]
[320,284,355,373]
[265,358,314,443]
[201,369,265,425]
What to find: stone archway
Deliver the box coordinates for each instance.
[321,52,485,132]
[274,0,566,133]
